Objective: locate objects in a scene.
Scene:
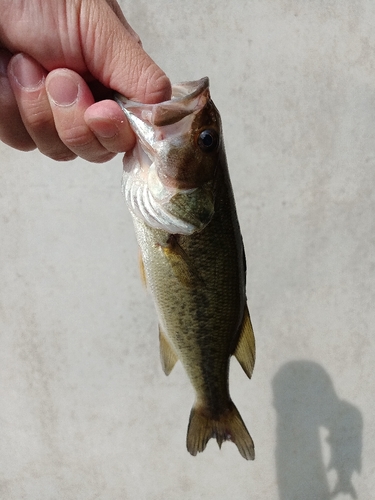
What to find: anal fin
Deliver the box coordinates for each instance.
[159,326,178,375]
[234,304,256,378]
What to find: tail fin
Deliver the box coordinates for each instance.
[186,401,255,460]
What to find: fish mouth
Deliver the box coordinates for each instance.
[115,78,209,128]
[114,78,210,159]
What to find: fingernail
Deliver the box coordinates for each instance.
[10,53,45,89]
[47,70,79,107]
[89,120,118,139]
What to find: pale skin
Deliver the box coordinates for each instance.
[0,0,172,162]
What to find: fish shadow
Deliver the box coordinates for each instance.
[272,361,362,500]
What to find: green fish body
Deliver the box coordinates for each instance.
[116,78,256,460]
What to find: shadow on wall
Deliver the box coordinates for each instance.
[272,361,362,500]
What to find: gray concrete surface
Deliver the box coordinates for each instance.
[1,1,373,498]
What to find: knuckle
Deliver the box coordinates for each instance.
[0,123,35,151]
[58,125,115,162]
[25,105,54,132]
[92,151,116,163]
[0,134,36,151]
[145,70,172,104]
[44,149,77,162]
[58,124,93,149]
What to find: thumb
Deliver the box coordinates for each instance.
[79,1,171,104]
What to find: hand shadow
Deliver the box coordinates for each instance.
[272,361,362,500]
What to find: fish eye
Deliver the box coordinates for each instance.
[197,129,219,153]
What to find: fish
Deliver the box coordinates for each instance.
[115,77,256,460]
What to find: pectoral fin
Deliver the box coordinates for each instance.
[138,249,147,288]
[234,304,256,378]
[159,326,179,375]
[161,235,203,288]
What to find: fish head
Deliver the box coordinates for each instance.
[151,79,221,191]
[115,78,222,235]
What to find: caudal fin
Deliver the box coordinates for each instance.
[186,402,255,460]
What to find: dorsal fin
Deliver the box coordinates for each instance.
[159,326,179,375]
[234,304,256,378]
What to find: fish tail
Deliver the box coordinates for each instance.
[186,401,255,460]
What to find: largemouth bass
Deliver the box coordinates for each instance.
[115,78,256,460]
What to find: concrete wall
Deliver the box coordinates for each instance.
[1,1,373,498]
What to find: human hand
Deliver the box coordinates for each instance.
[0,0,171,162]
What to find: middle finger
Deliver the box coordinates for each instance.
[46,68,116,163]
